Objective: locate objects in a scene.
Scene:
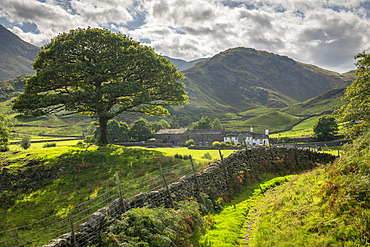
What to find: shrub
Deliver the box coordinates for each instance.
[201,152,212,160]
[77,141,84,145]
[20,135,31,149]
[185,139,195,146]
[43,142,56,148]
[102,200,204,246]
[84,135,96,144]
[213,141,221,147]
[0,145,9,152]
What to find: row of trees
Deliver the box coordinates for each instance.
[90,118,171,143]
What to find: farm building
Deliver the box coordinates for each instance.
[155,127,269,146]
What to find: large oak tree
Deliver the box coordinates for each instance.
[12,28,187,145]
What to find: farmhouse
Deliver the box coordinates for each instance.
[155,127,269,146]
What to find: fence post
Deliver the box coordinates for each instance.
[115,172,126,213]
[190,155,201,196]
[294,142,299,165]
[268,138,275,163]
[243,141,253,169]
[219,149,228,183]
[159,164,174,208]
[69,212,77,247]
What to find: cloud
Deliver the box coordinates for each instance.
[1,0,369,72]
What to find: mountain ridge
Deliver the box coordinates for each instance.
[0,25,39,81]
[179,47,354,115]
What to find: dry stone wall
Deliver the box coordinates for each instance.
[45,147,335,247]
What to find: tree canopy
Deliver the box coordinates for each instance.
[313,115,339,141]
[336,51,370,138]
[0,113,10,150]
[12,27,187,145]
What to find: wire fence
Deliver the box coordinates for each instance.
[0,158,204,247]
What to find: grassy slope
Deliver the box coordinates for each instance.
[223,87,346,133]
[0,145,236,231]
[247,167,370,246]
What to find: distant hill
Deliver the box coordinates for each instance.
[180,47,354,114]
[163,56,209,71]
[0,74,28,102]
[281,87,347,116]
[0,25,39,81]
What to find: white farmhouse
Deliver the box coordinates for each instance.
[224,127,269,145]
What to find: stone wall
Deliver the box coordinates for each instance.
[44,147,335,247]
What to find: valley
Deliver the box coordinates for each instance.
[0,25,368,247]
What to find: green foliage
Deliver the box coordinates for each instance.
[102,200,204,247]
[336,51,370,138]
[213,141,221,147]
[94,119,129,144]
[211,118,222,129]
[0,113,10,149]
[129,118,153,142]
[43,142,56,148]
[185,139,195,146]
[19,135,31,149]
[84,134,96,144]
[12,27,187,145]
[191,116,212,129]
[320,132,370,241]
[149,119,171,133]
[313,115,339,141]
[201,152,212,160]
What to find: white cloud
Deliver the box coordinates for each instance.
[0,0,369,72]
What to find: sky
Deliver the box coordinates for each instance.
[1,0,370,73]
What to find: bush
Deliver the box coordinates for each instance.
[43,142,56,148]
[77,141,84,145]
[201,152,212,160]
[213,141,221,147]
[102,200,204,246]
[185,139,195,146]
[84,135,96,144]
[20,135,31,149]
[0,145,9,152]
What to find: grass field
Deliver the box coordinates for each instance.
[0,144,238,246]
[129,146,237,161]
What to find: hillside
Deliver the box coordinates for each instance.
[0,74,28,102]
[221,86,346,133]
[180,47,353,114]
[0,25,39,81]
[163,56,209,71]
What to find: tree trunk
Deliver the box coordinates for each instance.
[97,117,110,145]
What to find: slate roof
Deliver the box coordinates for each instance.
[190,129,223,135]
[156,129,188,135]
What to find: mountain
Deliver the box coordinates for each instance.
[0,25,39,81]
[0,74,28,102]
[164,56,209,71]
[179,47,354,114]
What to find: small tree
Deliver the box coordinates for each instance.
[335,51,370,138]
[129,119,153,142]
[94,119,129,144]
[191,116,212,129]
[185,139,195,146]
[0,113,10,151]
[211,118,222,129]
[313,115,339,141]
[20,135,31,149]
